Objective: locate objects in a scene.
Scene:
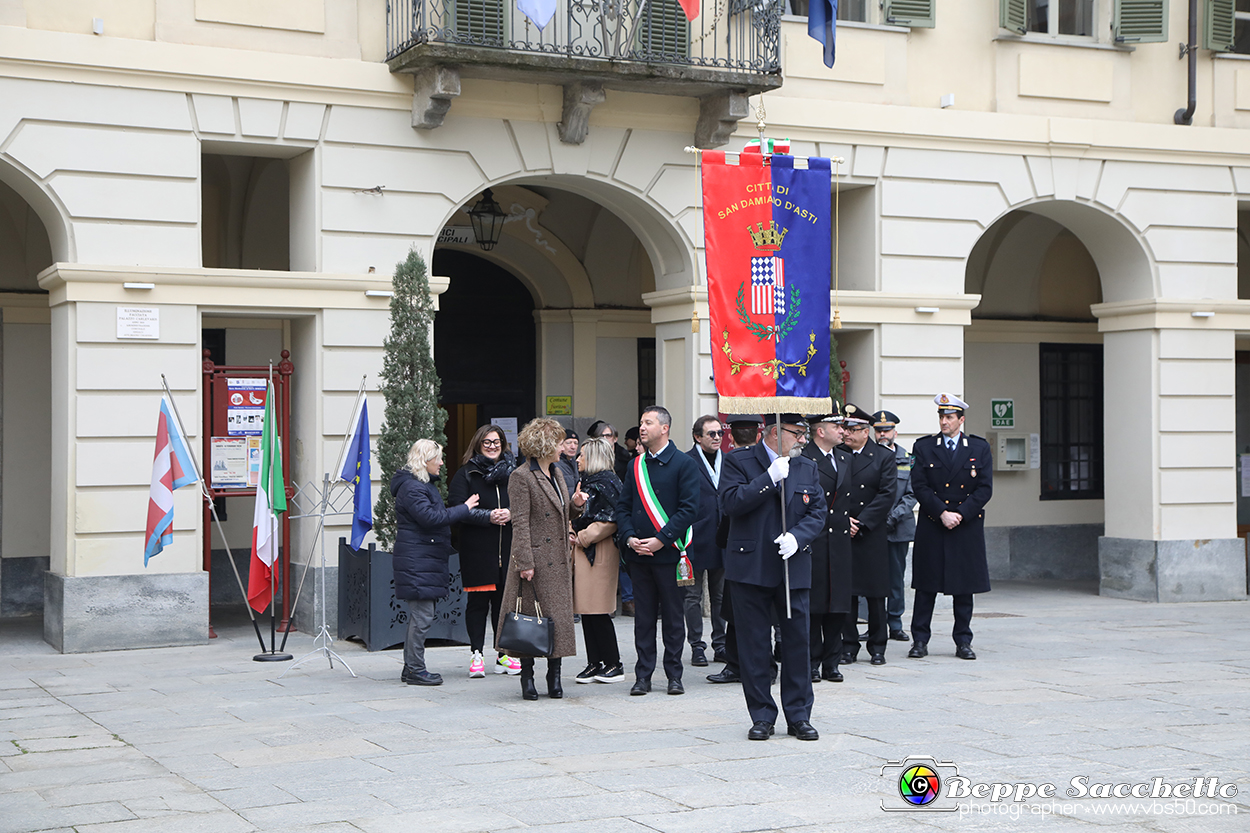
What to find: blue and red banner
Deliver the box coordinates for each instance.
[701,150,832,412]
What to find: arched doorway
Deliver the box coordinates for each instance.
[0,175,53,619]
[433,249,537,469]
[963,207,1106,584]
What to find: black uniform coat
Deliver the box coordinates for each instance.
[840,439,897,598]
[719,444,826,590]
[910,432,993,596]
[685,446,725,572]
[799,442,853,615]
[885,442,917,544]
[614,441,701,566]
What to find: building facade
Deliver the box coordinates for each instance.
[0,0,1246,651]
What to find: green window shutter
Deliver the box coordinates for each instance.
[1203,0,1236,51]
[450,0,505,45]
[1000,0,1027,34]
[1113,0,1169,44]
[883,0,935,28]
[637,0,690,58]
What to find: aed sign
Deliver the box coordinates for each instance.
[990,398,1014,429]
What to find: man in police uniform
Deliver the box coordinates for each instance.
[908,393,993,660]
[720,415,826,741]
[871,410,917,643]
[800,412,853,683]
[838,403,897,666]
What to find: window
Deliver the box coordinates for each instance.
[1028,0,1094,36]
[1039,343,1104,500]
[1234,0,1250,53]
[786,0,870,21]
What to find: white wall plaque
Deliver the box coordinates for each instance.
[117,307,159,339]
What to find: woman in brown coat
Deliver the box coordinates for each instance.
[571,437,625,684]
[497,418,580,700]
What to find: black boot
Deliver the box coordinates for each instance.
[546,658,563,699]
[520,658,538,701]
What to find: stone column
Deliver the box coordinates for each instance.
[1094,300,1248,601]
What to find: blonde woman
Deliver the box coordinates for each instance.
[498,418,581,700]
[571,437,625,683]
[390,438,484,686]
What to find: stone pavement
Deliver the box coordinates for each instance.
[1,580,1248,833]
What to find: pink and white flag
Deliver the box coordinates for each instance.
[144,397,197,566]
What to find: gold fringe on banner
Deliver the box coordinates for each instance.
[718,396,833,414]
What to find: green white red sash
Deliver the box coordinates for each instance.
[634,452,694,586]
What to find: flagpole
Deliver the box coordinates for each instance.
[683,146,846,167]
[280,378,367,656]
[777,409,792,619]
[161,375,267,652]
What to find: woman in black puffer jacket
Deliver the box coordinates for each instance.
[448,424,518,679]
[390,438,485,687]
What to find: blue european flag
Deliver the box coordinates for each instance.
[808,0,837,68]
[340,398,372,550]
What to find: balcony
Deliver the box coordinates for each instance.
[385,0,783,146]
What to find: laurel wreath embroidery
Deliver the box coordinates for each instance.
[735,282,801,342]
[721,330,819,379]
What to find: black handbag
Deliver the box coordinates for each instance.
[497,579,554,657]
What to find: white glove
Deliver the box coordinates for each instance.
[767,456,790,483]
[774,532,798,559]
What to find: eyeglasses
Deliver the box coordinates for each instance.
[781,426,807,439]
[481,439,502,447]
[704,430,723,438]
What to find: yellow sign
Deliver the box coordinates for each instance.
[546,396,572,416]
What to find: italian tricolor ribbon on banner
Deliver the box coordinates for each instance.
[701,150,833,414]
[633,454,695,587]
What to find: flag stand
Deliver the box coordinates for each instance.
[278,378,368,677]
[255,365,292,662]
[160,375,267,653]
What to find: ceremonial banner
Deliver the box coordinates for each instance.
[702,151,832,413]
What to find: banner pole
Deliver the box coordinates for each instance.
[777,409,791,619]
[161,374,266,652]
[255,367,291,662]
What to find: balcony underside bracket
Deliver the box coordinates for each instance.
[558,82,607,145]
[411,65,461,130]
[695,91,751,149]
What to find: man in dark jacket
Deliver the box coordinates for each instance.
[615,405,701,695]
[800,412,853,683]
[838,403,897,666]
[908,393,993,661]
[556,428,580,495]
[872,410,917,643]
[720,415,826,741]
[685,415,727,667]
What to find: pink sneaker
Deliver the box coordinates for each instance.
[469,651,486,678]
[496,655,522,676]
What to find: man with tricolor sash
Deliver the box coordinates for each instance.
[614,406,701,696]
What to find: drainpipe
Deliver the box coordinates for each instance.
[1174,0,1197,125]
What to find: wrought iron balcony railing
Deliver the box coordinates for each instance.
[386,0,782,78]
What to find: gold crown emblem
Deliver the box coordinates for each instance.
[748,221,788,252]
[939,394,949,404]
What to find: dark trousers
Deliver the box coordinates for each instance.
[731,580,812,726]
[619,564,633,603]
[684,568,726,654]
[465,587,504,654]
[911,590,974,646]
[843,596,887,657]
[580,613,620,667]
[887,541,909,631]
[630,560,686,682]
[810,611,845,672]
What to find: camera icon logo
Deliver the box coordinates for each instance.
[881,756,959,812]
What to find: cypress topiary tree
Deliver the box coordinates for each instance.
[373,248,448,551]
[829,331,844,408]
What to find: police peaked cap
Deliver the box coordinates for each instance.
[841,403,870,426]
[871,410,900,429]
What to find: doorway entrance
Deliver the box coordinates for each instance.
[433,250,537,472]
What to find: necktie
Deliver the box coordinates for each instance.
[827,452,837,472]
[946,437,956,454]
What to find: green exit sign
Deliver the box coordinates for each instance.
[991,398,1014,428]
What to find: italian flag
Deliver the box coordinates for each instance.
[246,381,287,613]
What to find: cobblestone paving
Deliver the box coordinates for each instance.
[2,581,1248,832]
